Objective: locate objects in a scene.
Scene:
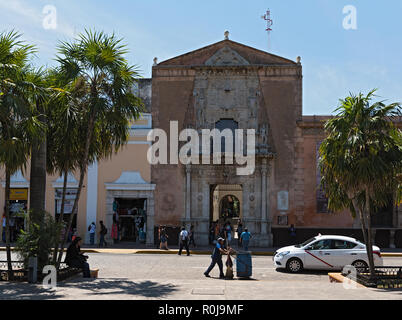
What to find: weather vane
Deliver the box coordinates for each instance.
[261,9,273,51]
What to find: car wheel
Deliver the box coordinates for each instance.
[286,258,303,273]
[352,260,368,272]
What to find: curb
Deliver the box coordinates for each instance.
[0,247,274,256]
[2,247,402,257]
[328,272,366,288]
[380,253,402,257]
[134,250,211,255]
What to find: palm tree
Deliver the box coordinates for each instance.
[26,68,54,224]
[319,90,402,278]
[55,30,143,266]
[46,69,81,264]
[0,31,42,278]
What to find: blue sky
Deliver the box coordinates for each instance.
[1,0,401,115]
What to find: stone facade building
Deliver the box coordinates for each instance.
[1,34,401,248]
[149,34,402,247]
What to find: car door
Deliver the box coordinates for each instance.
[329,240,358,269]
[304,239,334,270]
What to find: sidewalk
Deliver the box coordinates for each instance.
[2,242,402,256]
[0,242,276,255]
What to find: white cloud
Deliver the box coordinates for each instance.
[0,0,40,23]
[0,0,75,38]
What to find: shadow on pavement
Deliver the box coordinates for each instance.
[0,283,65,300]
[58,278,179,298]
[372,287,402,294]
[0,278,179,300]
[275,268,329,275]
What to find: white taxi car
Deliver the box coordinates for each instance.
[273,235,383,273]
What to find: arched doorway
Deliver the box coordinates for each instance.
[209,184,243,245]
[210,184,242,223]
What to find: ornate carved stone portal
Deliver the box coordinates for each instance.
[184,48,274,246]
[152,38,301,248]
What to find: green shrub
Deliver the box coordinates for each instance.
[15,211,63,271]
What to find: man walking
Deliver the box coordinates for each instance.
[99,220,108,248]
[88,222,96,245]
[236,220,243,247]
[204,237,229,279]
[178,227,190,256]
[240,228,252,251]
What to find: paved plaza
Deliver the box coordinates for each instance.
[1,252,402,300]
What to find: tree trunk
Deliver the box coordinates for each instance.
[365,187,376,278]
[5,169,13,280]
[29,133,47,224]
[52,169,68,265]
[352,198,368,247]
[56,110,97,268]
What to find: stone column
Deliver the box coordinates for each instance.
[184,165,191,228]
[201,181,210,220]
[146,196,155,247]
[259,158,272,247]
[200,180,210,246]
[241,183,249,222]
[260,160,268,235]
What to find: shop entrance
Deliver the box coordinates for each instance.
[8,188,28,242]
[114,198,147,242]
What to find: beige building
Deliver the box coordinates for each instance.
[0,80,155,245]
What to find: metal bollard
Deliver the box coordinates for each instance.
[28,256,38,283]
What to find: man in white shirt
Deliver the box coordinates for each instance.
[178,227,190,256]
[88,222,96,245]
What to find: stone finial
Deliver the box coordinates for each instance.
[153,57,158,66]
[296,56,301,64]
[224,30,229,40]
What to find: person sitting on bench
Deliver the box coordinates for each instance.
[65,236,91,278]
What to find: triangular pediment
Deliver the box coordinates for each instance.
[205,46,250,66]
[157,39,297,67]
[104,171,156,191]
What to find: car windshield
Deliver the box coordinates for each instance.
[295,237,316,248]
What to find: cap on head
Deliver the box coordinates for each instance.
[217,237,224,242]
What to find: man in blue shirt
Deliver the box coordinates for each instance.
[204,237,228,279]
[240,228,252,251]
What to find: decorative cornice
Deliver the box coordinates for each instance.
[153,64,301,78]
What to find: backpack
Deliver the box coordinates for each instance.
[101,225,107,235]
